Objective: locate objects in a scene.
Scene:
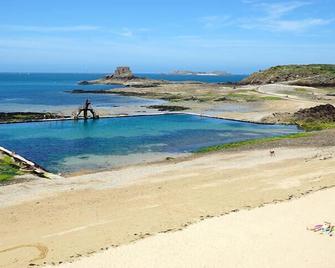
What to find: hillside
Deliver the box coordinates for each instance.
[240,64,335,86]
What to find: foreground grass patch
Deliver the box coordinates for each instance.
[196,132,313,153]
[296,121,335,131]
[0,155,23,182]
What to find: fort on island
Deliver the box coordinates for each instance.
[106,66,135,80]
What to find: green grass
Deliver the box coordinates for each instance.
[296,121,335,131]
[195,132,313,153]
[0,155,23,182]
[270,64,335,74]
[222,93,282,102]
[261,96,282,100]
[294,88,309,93]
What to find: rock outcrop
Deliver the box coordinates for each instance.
[261,104,335,125]
[293,104,335,122]
[106,66,135,80]
[78,66,168,87]
[240,64,335,87]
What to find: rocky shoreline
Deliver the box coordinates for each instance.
[0,112,69,124]
[240,64,335,87]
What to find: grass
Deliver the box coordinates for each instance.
[220,93,282,102]
[195,132,313,153]
[261,96,282,101]
[295,121,335,131]
[270,64,335,74]
[0,112,64,123]
[294,88,309,93]
[0,155,23,182]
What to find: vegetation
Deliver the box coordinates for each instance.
[215,93,281,102]
[146,105,190,111]
[241,64,335,86]
[294,121,335,131]
[0,155,23,182]
[291,104,335,131]
[196,132,313,153]
[0,112,66,123]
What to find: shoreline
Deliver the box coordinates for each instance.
[0,111,297,126]
[0,112,302,177]
[1,79,335,267]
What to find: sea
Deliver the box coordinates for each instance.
[0,114,299,174]
[0,72,300,174]
[0,73,247,113]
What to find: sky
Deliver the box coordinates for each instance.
[0,0,334,74]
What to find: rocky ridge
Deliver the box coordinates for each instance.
[240,64,335,87]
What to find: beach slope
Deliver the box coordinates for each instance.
[54,186,335,268]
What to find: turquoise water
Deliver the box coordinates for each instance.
[0,73,162,112]
[0,114,300,174]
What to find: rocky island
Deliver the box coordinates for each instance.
[171,70,231,76]
[79,66,169,87]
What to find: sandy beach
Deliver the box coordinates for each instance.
[1,141,335,267]
[1,0,335,266]
[1,80,335,268]
[53,186,335,268]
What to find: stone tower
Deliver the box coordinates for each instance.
[106,66,134,79]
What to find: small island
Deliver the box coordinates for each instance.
[171,70,231,76]
[79,66,169,87]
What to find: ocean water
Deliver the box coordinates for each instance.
[0,73,163,113]
[0,114,300,174]
[0,73,246,113]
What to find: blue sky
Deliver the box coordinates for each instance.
[0,0,334,73]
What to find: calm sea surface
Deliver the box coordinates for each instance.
[0,73,164,112]
[0,73,247,113]
[0,114,299,174]
[0,73,297,175]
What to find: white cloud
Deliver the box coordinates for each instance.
[199,15,232,29]
[119,28,134,37]
[0,24,152,39]
[241,1,333,32]
[253,1,310,18]
[0,25,100,33]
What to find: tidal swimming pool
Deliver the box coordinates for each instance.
[0,114,300,174]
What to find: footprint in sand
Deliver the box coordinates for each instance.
[0,244,48,266]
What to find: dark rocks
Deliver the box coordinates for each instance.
[78,80,91,85]
[146,105,190,112]
[0,112,67,123]
[293,104,335,121]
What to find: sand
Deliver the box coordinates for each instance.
[1,146,335,267]
[54,186,335,268]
